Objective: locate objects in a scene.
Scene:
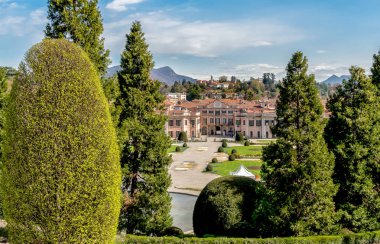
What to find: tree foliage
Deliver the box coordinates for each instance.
[115,22,172,235]
[45,0,110,75]
[178,131,188,142]
[0,67,8,218]
[325,66,380,232]
[1,39,121,243]
[261,52,337,236]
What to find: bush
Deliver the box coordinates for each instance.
[231,149,237,154]
[162,226,184,237]
[178,131,188,142]
[229,154,236,161]
[217,146,224,153]
[222,141,228,148]
[206,164,213,172]
[193,176,263,237]
[235,132,244,142]
[222,139,227,143]
[244,140,250,146]
[211,158,218,164]
[183,142,188,148]
[176,146,182,152]
[1,39,121,243]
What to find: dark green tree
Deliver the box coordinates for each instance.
[45,0,110,75]
[325,66,380,232]
[116,22,172,235]
[187,83,202,101]
[261,52,337,236]
[178,131,188,142]
[0,67,8,218]
[1,39,121,243]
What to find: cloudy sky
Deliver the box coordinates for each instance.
[1,0,380,81]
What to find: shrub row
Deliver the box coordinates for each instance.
[123,231,380,243]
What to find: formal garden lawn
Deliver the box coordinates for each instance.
[211,160,263,177]
[225,145,263,156]
[255,139,276,144]
[168,145,188,153]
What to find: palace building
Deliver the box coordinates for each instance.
[164,98,276,139]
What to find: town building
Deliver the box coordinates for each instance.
[166,92,187,103]
[165,98,276,140]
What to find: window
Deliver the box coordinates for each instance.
[228,110,233,114]
[185,120,188,126]
[202,110,207,114]
[215,118,220,125]
[265,120,270,126]
[243,120,246,126]
[176,131,180,137]
[176,120,181,126]
[222,118,227,124]
[222,110,227,114]
[271,120,275,125]
[236,120,241,126]
[250,131,253,138]
[208,110,214,114]
[169,131,173,137]
[191,120,195,127]
[228,118,233,125]
[258,131,261,138]
[203,118,207,125]
[169,120,173,126]
[266,131,269,138]
[243,131,246,136]
[249,120,254,126]
[256,120,262,126]
[215,110,220,115]
[210,118,214,124]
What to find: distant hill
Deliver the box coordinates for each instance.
[322,75,350,84]
[106,65,196,85]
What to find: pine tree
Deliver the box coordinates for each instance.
[1,39,121,243]
[261,52,337,236]
[116,22,172,235]
[45,0,110,75]
[325,66,380,232]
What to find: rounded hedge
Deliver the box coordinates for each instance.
[183,142,188,148]
[217,146,224,153]
[175,146,181,152]
[206,164,213,172]
[244,140,250,146]
[211,158,218,164]
[222,141,228,148]
[178,131,188,142]
[229,154,236,161]
[1,39,121,243]
[193,176,262,237]
[231,149,237,154]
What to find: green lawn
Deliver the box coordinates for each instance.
[254,139,276,144]
[225,145,263,156]
[211,160,262,177]
[167,145,188,153]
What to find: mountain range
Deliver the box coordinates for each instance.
[106,65,196,85]
[322,75,350,84]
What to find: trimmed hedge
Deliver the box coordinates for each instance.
[211,158,218,164]
[123,231,380,243]
[222,141,228,148]
[193,176,262,237]
[218,146,224,153]
[1,39,121,243]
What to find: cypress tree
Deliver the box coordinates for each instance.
[325,66,380,232]
[1,39,121,243]
[116,22,172,235]
[45,0,110,75]
[261,52,337,236]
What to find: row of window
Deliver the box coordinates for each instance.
[202,110,235,115]
[168,119,197,127]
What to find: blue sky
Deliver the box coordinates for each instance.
[1,0,380,81]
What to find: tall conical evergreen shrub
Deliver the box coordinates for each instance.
[261,52,337,236]
[1,39,121,243]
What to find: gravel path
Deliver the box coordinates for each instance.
[169,138,242,196]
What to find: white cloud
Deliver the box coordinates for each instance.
[106,0,144,12]
[316,49,327,54]
[104,11,304,60]
[309,64,350,81]
[0,8,45,37]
